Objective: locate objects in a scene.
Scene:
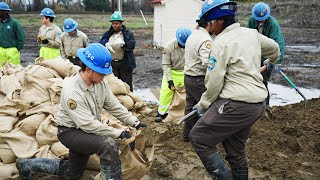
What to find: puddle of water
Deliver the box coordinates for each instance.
[286,45,320,52]
[135,84,320,107]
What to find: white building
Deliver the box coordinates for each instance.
[151,0,204,47]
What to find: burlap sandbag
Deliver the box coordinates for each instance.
[37,57,79,78]
[36,114,58,146]
[0,129,38,158]
[116,95,134,110]
[94,135,154,180]
[0,162,19,179]
[35,144,59,159]
[25,101,58,116]
[14,113,47,136]
[0,74,21,100]
[48,78,63,104]
[105,74,128,95]
[86,154,101,171]
[0,143,16,164]
[127,92,143,103]
[51,141,69,159]
[0,115,18,133]
[26,64,61,79]
[163,87,186,124]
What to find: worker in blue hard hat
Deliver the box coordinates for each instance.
[37,8,62,60]
[189,0,280,179]
[99,11,136,92]
[16,43,147,180]
[155,27,192,122]
[248,2,285,118]
[0,2,25,67]
[61,18,89,66]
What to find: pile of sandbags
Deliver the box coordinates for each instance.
[0,59,154,180]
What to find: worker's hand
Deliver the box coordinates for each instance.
[114,38,125,47]
[263,59,274,71]
[168,80,175,90]
[119,131,135,151]
[192,104,205,117]
[135,122,147,129]
[105,42,115,53]
[41,39,49,44]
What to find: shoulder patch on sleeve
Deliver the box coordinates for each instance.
[67,99,77,110]
[205,41,212,49]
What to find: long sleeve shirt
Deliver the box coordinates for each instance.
[60,30,89,59]
[38,24,62,49]
[0,16,25,51]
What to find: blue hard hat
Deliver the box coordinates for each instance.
[0,2,11,11]
[252,2,270,21]
[200,0,237,20]
[176,27,192,46]
[63,18,78,32]
[77,43,113,75]
[40,8,56,17]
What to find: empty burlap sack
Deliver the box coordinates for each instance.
[26,64,61,79]
[0,162,19,179]
[0,143,16,164]
[105,74,128,95]
[14,113,47,136]
[37,57,79,78]
[116,95,134,110]
[51,141,69,159]
[48,78,63,104]
[26,101,58,116]
[0,129,38,158]
[0,74,21,100]
[163,87,186,124]
[0,115,18,133]
[94,135,154,180]
[35,144,59,159]
[36,114,58,146]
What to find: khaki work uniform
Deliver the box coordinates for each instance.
[38,24,62,59]
[56,73,139,178]
[158,39,185,115]
[60,30,89,66]
[183,27,213,141]
[190,23,280,169]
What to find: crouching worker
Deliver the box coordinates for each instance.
[16,43,147,180]
[190,0,280,179]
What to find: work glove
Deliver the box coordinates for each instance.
[119,131,135,151]
[263,59,274,71]
[113,38,125,47]
[41,39,49,44]
[192,104,205,117]
[134,122,147,129]
[105,42,115,53]
[168,80,175,90]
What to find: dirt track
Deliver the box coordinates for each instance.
[14,0,320,179]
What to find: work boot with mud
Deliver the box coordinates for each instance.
[155,113,168,123]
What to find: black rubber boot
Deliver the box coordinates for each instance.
[203,153,232,180]
[232,166,248,180]
[16,158,60,180]
[101,164,122,180]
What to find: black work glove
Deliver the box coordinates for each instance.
[41,39,49,44]
[119,131,131,139]
[135,122,147,129]
[168,80,174,90]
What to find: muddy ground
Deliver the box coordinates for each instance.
[13,0,320,179]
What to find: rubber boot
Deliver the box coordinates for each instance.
[101,164,122,180]
[16,158,60,180]
[203,153,232,180]
[232,166,248,180]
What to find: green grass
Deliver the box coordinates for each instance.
[13,13,154,29]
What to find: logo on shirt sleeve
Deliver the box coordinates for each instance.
[67,99,77,110]
[208,56,217,71]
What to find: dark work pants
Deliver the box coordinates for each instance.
[57,126,120,179]
[183,74,206,140]
[190,99,265,169]
[112,60,133,92]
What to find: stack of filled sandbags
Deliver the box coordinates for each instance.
[0,59,154,179]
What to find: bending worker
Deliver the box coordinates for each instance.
[61,18,89,66]
[183,9,214,142]
[0,2,25,67]
[16,43,147,180]
[248,2,285,112]
[190,0,280,179]
[155,27,192,122]
[37,8,62,60]
[100,11,136,92]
